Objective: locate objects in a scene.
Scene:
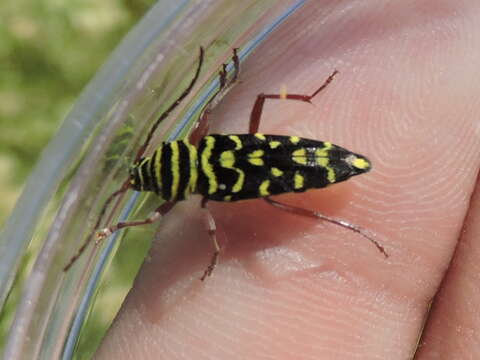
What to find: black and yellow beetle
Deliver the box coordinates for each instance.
[64,47,386,279]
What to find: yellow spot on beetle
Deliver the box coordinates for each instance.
[248,149,264,166]
[315,142,332,159]
[259,180,270,196]
[290,136,300,144]
[294,172,304,189]
[271,167,283,177]
[292,148,307,165]
[316,157,328,167]
[269,141,281,149]
[351,156,371,170]
[224,195,232,201]
[255,133,266,141]
[220,150,235,168]
[249,158,264,166]
[327,169,336,183]
[249,150,264,157]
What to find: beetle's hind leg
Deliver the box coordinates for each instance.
[263,197,387,258]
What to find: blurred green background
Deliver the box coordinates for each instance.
[0,0,155,225]
[0,0,155,355]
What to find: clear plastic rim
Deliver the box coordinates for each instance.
[0,1,308,359]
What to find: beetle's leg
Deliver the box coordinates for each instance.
[263,197,387,258]
[136,47,205,161]
[199,197,221,281]
[189,48,241,145]
[249,70,338,134]
[63,179,132,271]
[96,201,176,240]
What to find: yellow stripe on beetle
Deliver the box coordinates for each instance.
[170,141,180,199]
[219,149,245,193]
[185,140,198,197]
[201,136,218,194]
[229,135,243,150]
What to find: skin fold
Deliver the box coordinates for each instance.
[95,1,480,359]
